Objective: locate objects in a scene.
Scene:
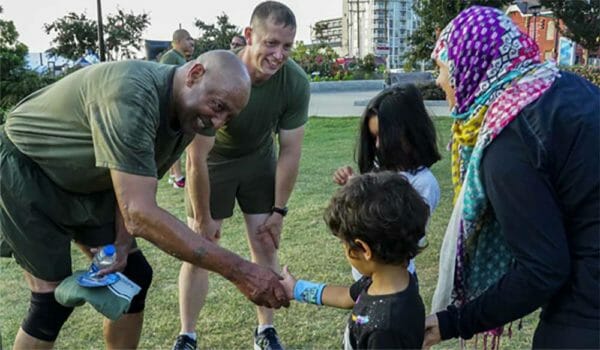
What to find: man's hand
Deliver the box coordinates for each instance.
[333,165,354,185]
[190,217,220,243]
[91,241,130,277]
[423,314,442,349]
[258,213,284,249]
[280,265,296,300]
[232,261,290,309]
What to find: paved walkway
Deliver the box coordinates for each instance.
[309,89,450,117]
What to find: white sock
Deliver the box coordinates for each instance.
[257,324,274,334]
[179,332,197,340]
[175,176,185,182]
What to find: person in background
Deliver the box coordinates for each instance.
[230,34,247,50]
[333,84,441,280]
[424,6,599,349]
[160,28,195,189]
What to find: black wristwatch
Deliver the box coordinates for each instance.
[271,206,288,217]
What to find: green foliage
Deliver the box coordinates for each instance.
[44,8,150,61]
[291,42,341,80]
[291,43,385,82]
[541,0,600,52]
[193,13,241,54]
[417,81,446,100]
[1,15,56,118]
[406,0,512,67]
[44,12,98,60]
[360,53,376,73]
[105,9,151,60]
[560,65,600,86]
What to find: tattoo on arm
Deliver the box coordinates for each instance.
[193,246,208,263]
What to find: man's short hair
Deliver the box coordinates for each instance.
[324,171,429,265]
[250,1,296,29]
[172,29,191,43]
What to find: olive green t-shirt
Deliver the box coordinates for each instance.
[210,58,310,159]
[160,49,186,66]
[5,60,195,194]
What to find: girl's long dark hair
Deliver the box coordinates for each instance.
[356,84,441,174]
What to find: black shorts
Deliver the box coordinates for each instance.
[186,147,276,219]
[0,128,117,281]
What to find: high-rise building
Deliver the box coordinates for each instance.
[341,0,419,69]
[311,18,344,55]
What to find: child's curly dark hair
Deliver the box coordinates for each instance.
[324,171,429,265]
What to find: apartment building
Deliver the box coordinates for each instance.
[341,0,418,69]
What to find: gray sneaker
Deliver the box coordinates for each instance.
[254,327,284,350]
[172,334,197,350]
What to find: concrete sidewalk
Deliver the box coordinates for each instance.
[309,90,450,117]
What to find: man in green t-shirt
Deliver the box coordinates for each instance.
[0,50,290,350]
[160,28,195,188]
[175,2,310,350]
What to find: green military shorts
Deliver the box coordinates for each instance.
[186,146,276,219]
[0,128,117,281]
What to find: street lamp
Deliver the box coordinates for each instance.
[96,0,106,61]
[528,4,542,43]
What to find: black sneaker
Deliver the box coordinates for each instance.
[172,334,197,350]
[254,327,284,350]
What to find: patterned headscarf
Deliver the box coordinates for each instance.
[431,6,559,309]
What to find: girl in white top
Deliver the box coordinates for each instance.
[333,84,441,278]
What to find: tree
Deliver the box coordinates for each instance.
[406,0,511,67]
[44,8,150,61]
[541,0,600,57]
[105,9,151,60]
[313,22,329,46]
[44,12,97,60]
[194,13,241,54]
[1,7,55,121]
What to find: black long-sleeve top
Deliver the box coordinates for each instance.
[437,72,600,340]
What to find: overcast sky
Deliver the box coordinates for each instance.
[1,0,343,53]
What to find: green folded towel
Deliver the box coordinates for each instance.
[55,270,141,320]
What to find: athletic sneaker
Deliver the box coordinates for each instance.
[172,334,197,350]
[173,177,185,189]
[254,327,284,350]
[168,175,175,185]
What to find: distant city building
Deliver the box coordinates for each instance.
[311,17,344,55]
[341,0,418,69]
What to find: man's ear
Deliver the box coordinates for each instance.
[186,62,205,87]
[244,26,253,46]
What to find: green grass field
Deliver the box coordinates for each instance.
[0,117,539,349]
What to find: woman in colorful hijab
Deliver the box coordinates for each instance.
[424,6,599,349]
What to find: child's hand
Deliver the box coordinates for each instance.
[333,166,354,185]
[280,265,297,300]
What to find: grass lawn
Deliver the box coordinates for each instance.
[0,117,539,349]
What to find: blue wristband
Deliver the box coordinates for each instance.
[294,279,326,305]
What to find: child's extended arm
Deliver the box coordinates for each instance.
[281,265,354,309]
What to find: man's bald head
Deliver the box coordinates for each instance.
[174,50,251,133]
[195,50,251,95]
[172,29,191,43]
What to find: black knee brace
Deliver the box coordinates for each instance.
[21,291,74,342]
[122,250,153,313]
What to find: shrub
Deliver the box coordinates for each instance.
[560,65,600,86]
[416,81,446,100]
